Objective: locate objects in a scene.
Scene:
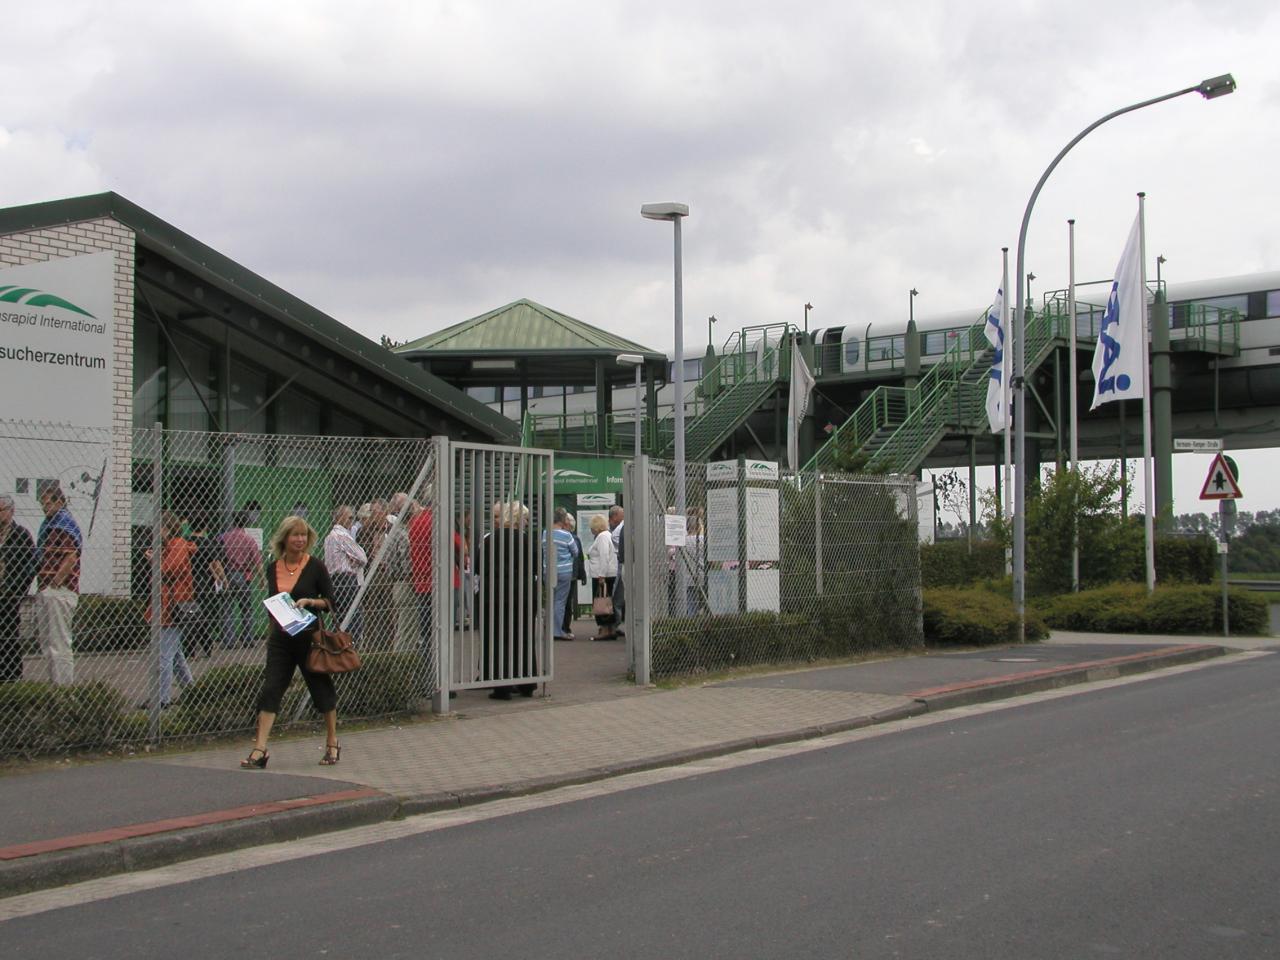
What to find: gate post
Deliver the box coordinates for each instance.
[630,454,651,685]
[431,435,452,714]
[147,422,164,741]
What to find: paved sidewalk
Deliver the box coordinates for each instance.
[1,629,1263,897]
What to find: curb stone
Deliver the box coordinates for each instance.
[0,793,399,898]
[908,645,1228,712]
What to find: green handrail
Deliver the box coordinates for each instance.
[804,312,991,473]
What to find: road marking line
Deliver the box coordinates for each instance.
[0,650,1269,922]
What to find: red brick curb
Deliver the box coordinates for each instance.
[0,788,383,862]
[906,645,1213,699]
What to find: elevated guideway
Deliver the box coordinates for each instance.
[805,291,1249,477]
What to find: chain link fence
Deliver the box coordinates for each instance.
[635,457,922,680]
[0,420,443,758]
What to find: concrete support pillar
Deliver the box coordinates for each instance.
[1151,289,1174,529]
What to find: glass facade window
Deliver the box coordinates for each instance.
[132,315,163,429]
[229,361,268,465]
[275,389,322,467]
[167,333,216,460]
[1266,290,1280,318]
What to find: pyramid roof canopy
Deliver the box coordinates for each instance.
[396,299,668,386]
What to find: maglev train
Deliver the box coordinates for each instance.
[809,270,1280,378]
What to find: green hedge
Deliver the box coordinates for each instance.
[1039,583,1268,635]
[0,682,129,759]
[920,541,1006,587]
[652,604,922,678]
[923,587,1048,646]
[162,652,426,737]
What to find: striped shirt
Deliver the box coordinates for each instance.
[324,524,368,578]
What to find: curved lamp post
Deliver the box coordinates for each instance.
[1012,73,1236,638]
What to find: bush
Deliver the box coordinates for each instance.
[1154,535,1216,584]
[336,651,424,717]
[0,681,128,759]
[923,587,1048,646]
[920,540,1006,587]
[72,595,149,653]
[652,602,922,679]
[1039,583,1268,635]
[166,665,293,736]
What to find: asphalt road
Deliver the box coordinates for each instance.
[5,654,1277,959]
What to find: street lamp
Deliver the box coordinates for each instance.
[1156,254,1166,286]
[909,288,918,324]
[641,201,690,523]
[804,302,813,334]
[1012,73,1236,640]
[707,314,717,350]
[617,353,645,464]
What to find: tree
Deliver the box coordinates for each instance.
[987,463,1142,596]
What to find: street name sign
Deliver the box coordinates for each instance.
[1174,438,1224,452]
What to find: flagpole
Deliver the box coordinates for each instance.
[1068,220,1079,592]
[1138,192,1156,592]
[1002,247,1012,525]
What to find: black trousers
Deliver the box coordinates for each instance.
[254,629,338,714]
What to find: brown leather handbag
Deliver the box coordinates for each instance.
[306,616,363,674]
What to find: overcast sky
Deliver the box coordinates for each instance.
[4,1,1278,515]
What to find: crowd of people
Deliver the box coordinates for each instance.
[0,483,83,686]
[0,483,634,751]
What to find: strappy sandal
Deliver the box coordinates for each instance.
[240,747,269,769]
[319,743,341,766]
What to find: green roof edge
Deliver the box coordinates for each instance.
[0,192,517,442]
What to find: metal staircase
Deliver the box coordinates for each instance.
[655,332,788,460]
[804,314,993,475]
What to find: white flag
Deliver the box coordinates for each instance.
[983,284,1007,433]
[1090,213,1149,409]
[787,338,817,471]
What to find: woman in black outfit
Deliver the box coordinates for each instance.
[474,501,539,700]
[241,516,340,769]
[0,495,36,682]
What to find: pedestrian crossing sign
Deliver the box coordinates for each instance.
[1198,452,1242,500]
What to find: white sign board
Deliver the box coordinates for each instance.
[745,487,779,562]
[664,514,687,547]
[0,252,117,594]
[1174,438,1224,452]
[706,459,780,482]
[706,488,739,562]
[0,252,115,428]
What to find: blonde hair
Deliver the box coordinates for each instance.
[270,515,316,558]
[497,500,529,529]
[589,514,608,535]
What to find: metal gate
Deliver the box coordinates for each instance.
[433,440,555,710]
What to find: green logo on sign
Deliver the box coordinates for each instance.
[0,285,96,318]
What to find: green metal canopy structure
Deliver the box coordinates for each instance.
[395,299,669,453]
[396,298,666,385]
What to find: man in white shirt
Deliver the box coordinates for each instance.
[324,504,368,639]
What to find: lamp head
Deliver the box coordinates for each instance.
[1197,74,1236,99]
[616,353,645,367]
[640,202,690,220]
